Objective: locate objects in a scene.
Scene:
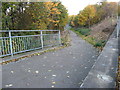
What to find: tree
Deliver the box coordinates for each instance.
[2,2,18,30]
[2,2,68,31]
[77,5,96,28]
[23,2,49,30]
[45,2,68,30]
[69,1,118,28]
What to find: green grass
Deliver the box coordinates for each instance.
[70,28,106,50]
[94,40,106,47]
[76,28,91,36]
[70,28,91,36]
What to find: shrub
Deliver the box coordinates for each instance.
[77,29,91,36]
[94,40,106,47]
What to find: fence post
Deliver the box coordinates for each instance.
[9,31,13,56]
[58,30,61,45]
[117,16,119,38]
[40,31,43,49]
[117,23,119,38]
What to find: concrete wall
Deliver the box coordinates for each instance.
[80,26,118,88]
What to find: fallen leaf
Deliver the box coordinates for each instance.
[5,84,13,87]
[48,70,52,72]
[52,75,56,77]
[67,76,70,78]
[28,70,31,72]
[35,71,39,73]
[11,71,14,73]
[66,71,69,73]
[52,82,56,84]
[51,85,54,88]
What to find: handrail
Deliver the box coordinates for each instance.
[0,30,61,57]
[0,30,59,32]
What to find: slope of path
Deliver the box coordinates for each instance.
[2,30,99,88]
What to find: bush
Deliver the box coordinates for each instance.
[61,30,71,46]
[70,28,75,30]
[94,40,106,47]
[76,29,91,36]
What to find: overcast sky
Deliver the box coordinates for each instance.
[60,0,119,15]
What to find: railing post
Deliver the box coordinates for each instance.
[40,31,43,49]
[117,24,119,38]
[58,30,61,45]
[9,31,13,56]
[117,16,119,38]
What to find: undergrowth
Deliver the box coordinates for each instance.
[70,28,106,51]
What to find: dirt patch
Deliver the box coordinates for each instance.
[90,18,117,41]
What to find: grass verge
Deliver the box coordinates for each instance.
[70,28,106,51]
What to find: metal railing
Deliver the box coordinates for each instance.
[0,30,61,57]
[117,17,120,38]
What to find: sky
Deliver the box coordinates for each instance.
[60,0,119,15]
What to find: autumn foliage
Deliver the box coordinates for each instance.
[69,1,118,28]
[2,2,68,31]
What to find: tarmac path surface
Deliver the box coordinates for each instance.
[2,30,99,88]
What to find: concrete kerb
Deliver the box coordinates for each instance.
[80,28,118,88]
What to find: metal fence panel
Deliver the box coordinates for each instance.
[0,30,61,57]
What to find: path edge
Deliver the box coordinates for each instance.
[80,27,118,88]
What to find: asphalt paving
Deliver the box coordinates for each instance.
[2,30,99,88]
